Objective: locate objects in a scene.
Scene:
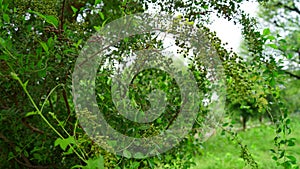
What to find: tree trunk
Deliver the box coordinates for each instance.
[259,116,263,123]
[240,115,247,131]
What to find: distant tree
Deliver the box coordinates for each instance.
[258,0,300,80]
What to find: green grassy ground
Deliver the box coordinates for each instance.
[192,114,300,169]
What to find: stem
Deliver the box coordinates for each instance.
[40,84,63,113]
[13,75,87,163]
[17,77,63,138]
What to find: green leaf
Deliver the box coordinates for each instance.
[263,28,271,36]
[106,78,111,85]
[130,161,140,169]
[123,149,132,158]
[45,15,59,28]
[281,161,292,168]
[28,10,59,28]
[94,25,101,31]
[8,152,15,161]
[10,72,19,80]
[286,155,297,163]
[2,3,8,12]
[3,13,10,23]
[269,77,276,87]
[39,41,49,54]
[101,18,109,27]
[279,150,285,159]
[32,153,43,162]
[55,54,62,63]
[123,37,129,43]
[139,125,150,130]
[38,69,47,78]
[15,146,21,153]
[287,53,293,59]
[281,45,287,51]
[47,37,54,48]
[0,54,8,61]
[95,0,102,5]
[54,136,76,151]
[240,105,250,109]
[0,37,6,47]
[71,6,78,16]
[107,140,117,147]
[28,10,45,17]
[133,152,145,159]
[73,39,82,49]
[25,111,38,117]
[156,118,162,123]
[287,140,295,146]
[60,146,72,155]
[121,0,127,6]
[49,112,57,119]
[86,156,104,169]
[279,39,287,43]
[222,123,229,127]
[267,35,275,41]
[266,44,278,49]
[269,149,276,153]
[99,12,105,20]
[24,150,29,157]
[202,5,208,9]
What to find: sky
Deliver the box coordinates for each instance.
[79,1,259,54]
[208,1,259,53]
[144,1,260,54]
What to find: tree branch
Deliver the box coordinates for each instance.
[284,70,300,80]
[277,2,300,15]
[14,158,52,169]
[62,88,71,116]
[21,118,45,134]
[59,0,66,34]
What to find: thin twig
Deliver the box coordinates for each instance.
[62,88,71,116]
[60,0,66,34]
[21,118,45,134]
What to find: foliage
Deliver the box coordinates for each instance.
[281,77,300,113]
[258,0,300,78]
[0,0,298,169]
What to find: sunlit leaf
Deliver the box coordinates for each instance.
[28,10,59,28]
[54,136,76,151]
[3,13,10,23]
[45,15,59,28]
[263,28,271,36]
[39,41,49,54]
[266,44,278,49]
[99,12,105,20]
[86,156,104,169]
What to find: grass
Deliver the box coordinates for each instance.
[192,114,300,169]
